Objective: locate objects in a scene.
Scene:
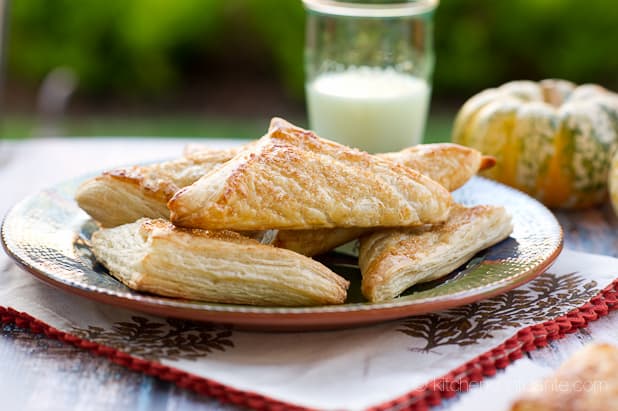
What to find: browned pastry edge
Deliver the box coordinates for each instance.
[480,155,497,171]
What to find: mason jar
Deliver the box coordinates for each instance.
[303,0,438,153]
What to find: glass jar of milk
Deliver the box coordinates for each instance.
[303,0,437,153]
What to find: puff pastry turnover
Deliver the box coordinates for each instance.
[358,204,513,302]
[76,137,487,231]
[168,118,453,230]
[511,343,618,411]
[91,218,349,306]
[185,142,494,192]
[380,143,495,192]
[270,145,495,256]
[75,145,247,227]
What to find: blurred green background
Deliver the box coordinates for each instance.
[4,0,618,141]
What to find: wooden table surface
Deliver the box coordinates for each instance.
[1,138,618,411]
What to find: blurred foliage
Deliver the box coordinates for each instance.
[435,0,618,96]
[7,0,618,101]
[9,0,227,96]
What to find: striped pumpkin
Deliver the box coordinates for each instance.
[453,79,618,208]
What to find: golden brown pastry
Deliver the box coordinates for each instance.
[269,145,496,256]
[75,145,246,227]
[358,204,513,302]
[76,119,493,255]
[185,142,494,193]
[91,218,349,306]
[76,138,488,230]
[168,118,453,231]
[511,343,618,411]
[380,143,496,192]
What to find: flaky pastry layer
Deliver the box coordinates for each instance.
[272,145,495,256]
[511,343,618,411]
[380,143,495,192]
[91,218,349,306]
[358,204,513,302]
[75,146,244,227]
[76,128,487,233]
[168,118,453,230]
[76,118,493,255]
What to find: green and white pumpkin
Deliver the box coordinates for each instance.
[453,79,618,208]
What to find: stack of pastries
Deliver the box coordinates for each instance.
[76,118,513,306]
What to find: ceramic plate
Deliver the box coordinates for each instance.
[2,176,562,331]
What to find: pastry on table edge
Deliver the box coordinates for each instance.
[511,343,618,411]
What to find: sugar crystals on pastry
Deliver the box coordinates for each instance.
[168,118,453,231]
[358,204,513,302]
[269,144,496,256]
[185,142,495,193]
[91,218,349,306]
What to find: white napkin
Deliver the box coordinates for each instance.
[1,249,617,410]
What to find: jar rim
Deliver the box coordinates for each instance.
[302,0,438,18]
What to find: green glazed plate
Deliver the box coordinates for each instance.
[2,176,563,331]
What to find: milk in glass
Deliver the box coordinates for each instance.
[307,66,430,153]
